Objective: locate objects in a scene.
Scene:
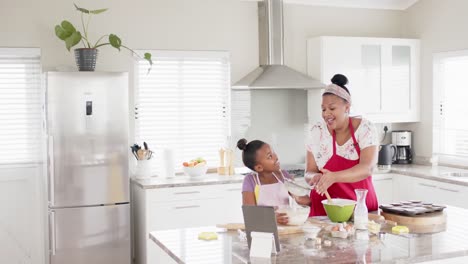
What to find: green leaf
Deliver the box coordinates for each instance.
[109,34,122,51]
[65,31,82,51]
[90,8,108,14]
[55,25,70,40]
[144,53,153,66]
[60,20,76,34]
[55,20,76,43]
[74,3,89,14]
[144,53,153,74]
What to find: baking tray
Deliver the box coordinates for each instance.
[379,201,446,216]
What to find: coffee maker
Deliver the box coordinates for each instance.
[392,130,413,164]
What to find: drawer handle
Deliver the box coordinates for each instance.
[174,205,200,209]
[173,191,200,195]
[226,188,242,192]
[419,183,437,188]
[439,187,459,193]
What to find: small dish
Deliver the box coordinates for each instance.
[331,230,348,238]
[302,224,322,240]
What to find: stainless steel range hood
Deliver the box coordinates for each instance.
[232,0,324,90]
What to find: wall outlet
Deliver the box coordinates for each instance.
[375,123,392,144]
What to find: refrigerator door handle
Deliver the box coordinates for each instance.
[48,135,55,206]
[49,210,56,256]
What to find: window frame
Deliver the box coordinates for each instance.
[433,49,468,166]
[134,50,231,173]
[0,47,43,168]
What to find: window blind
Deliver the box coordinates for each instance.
[0,48,42,166]
[231,90,251,136]
[135,50,230,174]
[433,51,468,164]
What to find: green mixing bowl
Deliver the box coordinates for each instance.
[321,199,356,222]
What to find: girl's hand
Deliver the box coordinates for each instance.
[315,169,336,195]
[275,211,289,225]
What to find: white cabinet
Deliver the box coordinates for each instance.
[372,172,468,210]
[412,178,468,208]
[412,178,439,203]
[307,36,420,123]
[372,174,393,205]
[132,182,243,264]
[392,173,417,201]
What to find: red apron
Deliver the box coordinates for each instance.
[309,117,378,216]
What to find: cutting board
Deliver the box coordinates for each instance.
[381,211,447,234]
[216,223,303,235]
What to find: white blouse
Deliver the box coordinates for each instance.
[305,118,378,170]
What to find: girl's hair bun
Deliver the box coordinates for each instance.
[331,74,348,88]
[237,138,248,151]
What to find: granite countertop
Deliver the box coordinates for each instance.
[131,173,245,189]
[150,206,468,264]
[132,164,468,189]
[389,164,468,186]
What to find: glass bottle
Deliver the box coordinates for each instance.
[354,189,368,230]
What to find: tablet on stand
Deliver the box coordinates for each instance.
[242,205,281,253]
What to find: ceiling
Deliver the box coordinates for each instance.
[243,0,419,10]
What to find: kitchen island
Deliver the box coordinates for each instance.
[149,206,468,264]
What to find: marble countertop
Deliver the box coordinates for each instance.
[389,164,468,186]
[132,164,468,189]
[150,206,468,264]
[131,173,246,189]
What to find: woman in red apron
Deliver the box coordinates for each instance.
[302,74,379,216]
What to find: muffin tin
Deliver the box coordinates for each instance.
[379,201,446,216]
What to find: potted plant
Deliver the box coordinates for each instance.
[55,3,152,72]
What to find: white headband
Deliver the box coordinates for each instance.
[323,84,351,103]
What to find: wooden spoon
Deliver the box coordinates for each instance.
[137,149,145,160]
[324,191,333,205]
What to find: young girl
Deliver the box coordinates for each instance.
[237,138,306,224]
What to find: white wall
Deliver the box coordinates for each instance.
[395,0,468,160]
[0,166,45,264]
[0,0,403,84]
[0,0,259,82]
[284,4,404,75]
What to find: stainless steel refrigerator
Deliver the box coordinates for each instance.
[45,72,130,264]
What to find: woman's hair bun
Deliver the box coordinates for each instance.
[237,138,248,151]
[331,74,348,88]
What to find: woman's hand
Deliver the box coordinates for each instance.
[315,169,336,195]
[275,211,289,225]
[305,172,322,186]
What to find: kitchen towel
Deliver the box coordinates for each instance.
[162,148,175,178]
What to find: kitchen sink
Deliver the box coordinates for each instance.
[441,172,468,177]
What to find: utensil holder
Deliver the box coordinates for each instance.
[134,160,152,179]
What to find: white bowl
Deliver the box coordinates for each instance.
[284,178,311,196]
[183,163,208,177]
[302,224,322,239]
[277,205,310,226]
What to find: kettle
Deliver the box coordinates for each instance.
[378,144,396,169]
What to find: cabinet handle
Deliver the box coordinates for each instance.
[226,188,242,192]
[439,187,459,193]
[419,183,437,188]
[48,136,55,206]
[49,211,56,256]
[174,205,201,209]
[173,191,200,195]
